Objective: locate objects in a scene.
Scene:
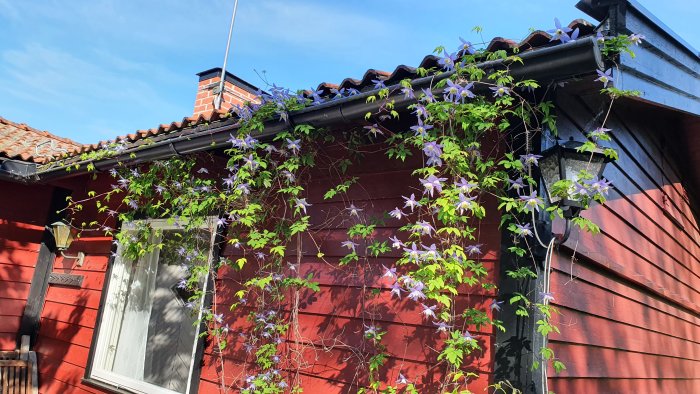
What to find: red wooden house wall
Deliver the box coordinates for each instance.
[548,91,700,392]
[4,141,501,393]
[0,180,54,350]
[206,143,502,392]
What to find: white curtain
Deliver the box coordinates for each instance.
[106,234,162,380]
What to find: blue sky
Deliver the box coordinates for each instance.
[0,0,697,144]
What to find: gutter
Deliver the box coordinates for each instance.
[0,158,37,183]
[32,36,603,182]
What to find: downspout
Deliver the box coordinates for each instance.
[34,36,603,182]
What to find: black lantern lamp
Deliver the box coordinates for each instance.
[538,137,611,241]
[50,221,85,266]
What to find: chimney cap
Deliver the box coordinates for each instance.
[196,67,261,96]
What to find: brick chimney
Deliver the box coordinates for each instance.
[193,68,260,117]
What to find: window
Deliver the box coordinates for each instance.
[89,218,216,394]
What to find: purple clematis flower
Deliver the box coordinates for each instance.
[415,220,435,236]
[443,79,461,102]
[411,122,433,138]
[629,33,645,45]
[571,181,589,198]
[347,203,363,217]
[434,321,453,333]
[382,265,397,280]
[389,207,406,220]
[403,193,421,212]
[508,177,526,194]
[455,177,478,194]
[281,170,296,183]
[197,167,209,174]
[521,153,543,167]
[456,193,476,214]
[236,183,250,195]
[413,104,429,120]
[389,236,404,249]
[458,37,476,55]
[371,79,386,89]
[462,330,476,342]
[438,51,457,71]
[407,281,427,301]
[422,244,440,260]
[515,223,533,238]
[420,175,447,197]
[420,88,435,103]
[341,240,359,252]
[222,175,236,188]
[286,138,301,155]
[520,191,542,212]
[490,84,510,97]
[396,372,409,385]
[466,244,483,256]
[540,292,555,303]
[423,141,443,167]
[364,124,383,137]
[596,68,613,88]
[216,217,227,227]
[243,154,260,171]
[155,185,166,194]
[330,87,346,99]
[294,198,311,214]
[548,18,573,43]
[364,324,380,337]
[458,82,476,102]
[420,304,437,319]
[390,281,403,299]
[404,242,422,262]
[490,300,504,312]
[401,87,415,99]
[586,178,612,196]
[589,126,611,141]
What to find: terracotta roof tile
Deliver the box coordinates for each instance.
[0,116,82,163]
[53,19,595,162]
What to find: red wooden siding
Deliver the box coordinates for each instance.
[28,176,113,394]
[547,91,700,392]
[13,142,500,393]
[205,143,502,393]
[0,180,53,350]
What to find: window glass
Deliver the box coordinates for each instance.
[90,219,214,394]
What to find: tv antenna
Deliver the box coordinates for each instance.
[214,0,240,110]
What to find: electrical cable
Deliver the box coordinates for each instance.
[540,237,555,394]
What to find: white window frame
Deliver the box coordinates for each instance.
[89,217,217,394]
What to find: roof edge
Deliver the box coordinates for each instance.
[34,36,603,182]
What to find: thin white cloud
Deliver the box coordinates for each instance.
[0,43,190,142]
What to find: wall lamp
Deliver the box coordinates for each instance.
[50,221,85,266]
[538,137,611,243]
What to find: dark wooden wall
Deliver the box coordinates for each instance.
[547,90,700,392]
[0,180,53,350]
